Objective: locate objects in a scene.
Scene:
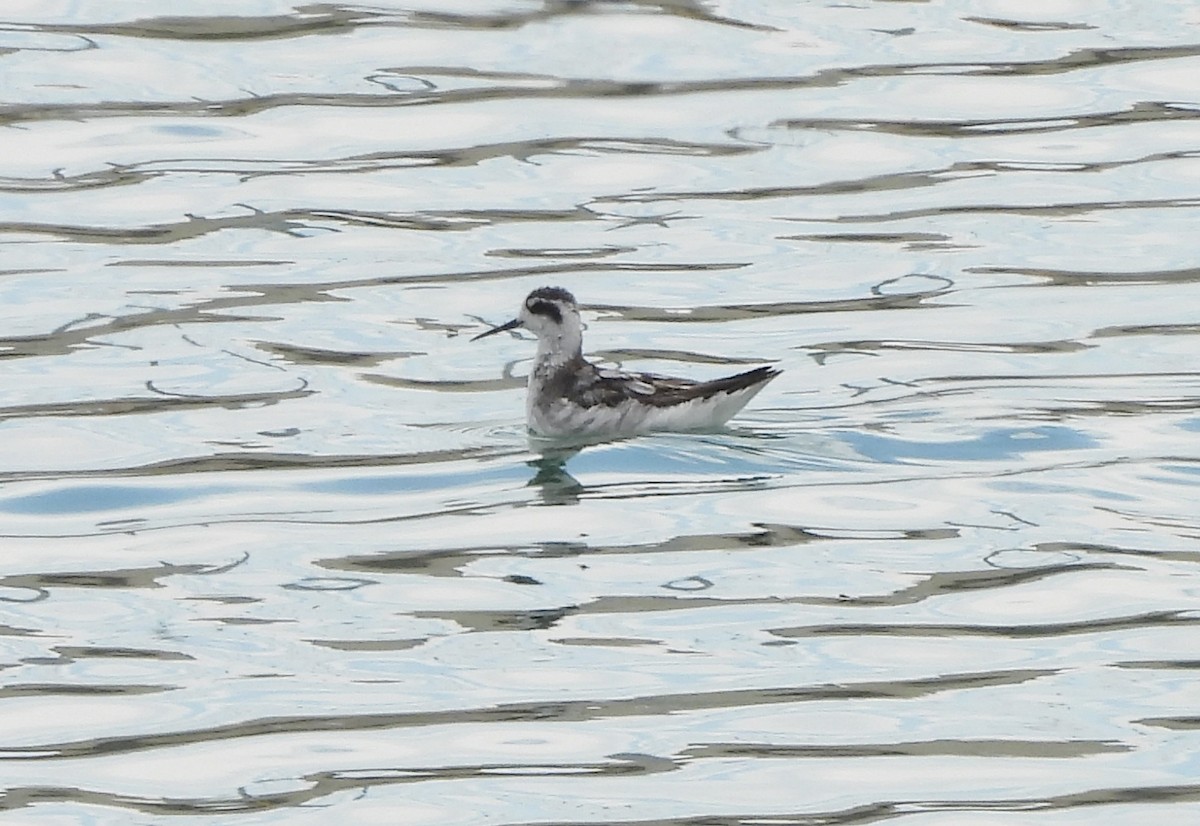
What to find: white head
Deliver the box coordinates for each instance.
[472,286,583,363]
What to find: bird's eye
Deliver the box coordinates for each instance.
[527,300,562,323]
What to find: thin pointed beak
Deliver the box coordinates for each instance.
[471,317,523,342]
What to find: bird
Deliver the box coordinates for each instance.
[471,286,780,439]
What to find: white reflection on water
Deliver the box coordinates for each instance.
[2,0,1200,823]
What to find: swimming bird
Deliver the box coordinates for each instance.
[472,286,780,439]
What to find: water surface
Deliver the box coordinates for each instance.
[2,1,1200,823]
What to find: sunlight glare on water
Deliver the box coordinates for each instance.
[1,0,1200,823]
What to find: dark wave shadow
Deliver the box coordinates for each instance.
[0,667,1054,761]
[5,43,1199,128]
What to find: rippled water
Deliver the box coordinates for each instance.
[2,1,1200,823]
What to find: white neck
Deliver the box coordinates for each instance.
[533,324,582,374]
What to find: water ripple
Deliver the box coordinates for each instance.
[3,1,1200,822]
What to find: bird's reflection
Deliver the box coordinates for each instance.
[526,445,584,504]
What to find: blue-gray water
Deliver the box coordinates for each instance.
[2,1,1200,823]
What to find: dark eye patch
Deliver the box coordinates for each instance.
[527,299,562,324]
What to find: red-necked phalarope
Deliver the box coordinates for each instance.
[472,286,780,439]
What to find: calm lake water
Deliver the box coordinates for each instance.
[2,1,1200,823]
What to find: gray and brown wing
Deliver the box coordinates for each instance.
[571,363,779,409]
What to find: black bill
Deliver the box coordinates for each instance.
[471,317,523,341]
